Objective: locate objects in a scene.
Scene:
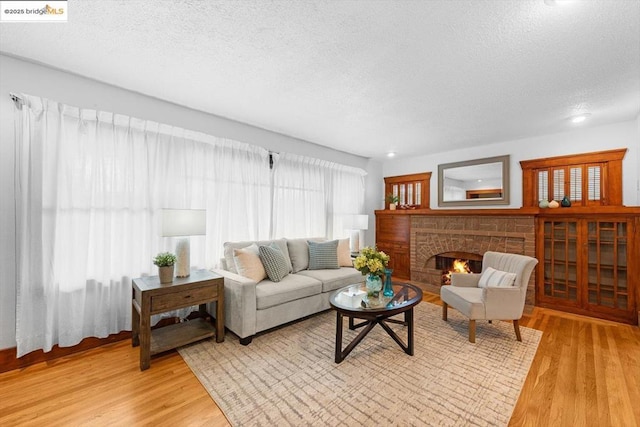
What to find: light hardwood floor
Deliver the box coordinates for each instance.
[1,293,639,426]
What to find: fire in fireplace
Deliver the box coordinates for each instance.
[435,252,482,286]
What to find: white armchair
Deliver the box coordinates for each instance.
[440,251,538,343]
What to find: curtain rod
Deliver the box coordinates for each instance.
[9,93,24,108]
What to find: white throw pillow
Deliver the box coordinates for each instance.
[337,238,353,267]
[233,244,267,282]
[478,267,517,288]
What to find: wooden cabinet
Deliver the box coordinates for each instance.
[537,214,638,325]
[520,149,625,208]
[384,172,431,209]
[375,213,411,281]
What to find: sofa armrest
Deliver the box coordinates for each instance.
[484,286,525,320]
[450,273,481,288]
[212,268,258,339]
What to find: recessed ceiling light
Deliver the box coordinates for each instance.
[387,152,396,158]
[571,113,591,124]
[544,0,576,6]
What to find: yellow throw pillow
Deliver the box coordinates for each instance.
[233,244,267,283]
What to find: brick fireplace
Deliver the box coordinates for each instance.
[410,214,536,305]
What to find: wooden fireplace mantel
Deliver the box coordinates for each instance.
[375,206,640,216]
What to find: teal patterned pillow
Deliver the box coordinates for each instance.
[308,240,339,270]
[258,243,290,282]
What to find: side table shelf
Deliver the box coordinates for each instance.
[132,269,224,370]
[149,318,216,355]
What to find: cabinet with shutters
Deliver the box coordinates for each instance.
[520,148,625,207]
[536,213,639,325]
[384,172,431,209]
[375,213,411,281]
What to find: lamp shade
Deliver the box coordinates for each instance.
[344,214,369,230]
[353,214,369,230]
[161,209,206,237]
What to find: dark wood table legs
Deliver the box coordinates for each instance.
[334,307,416,363]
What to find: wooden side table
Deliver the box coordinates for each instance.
[132,269,224,370]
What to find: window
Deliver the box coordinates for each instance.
[384,172,431,209]
[521,149,626,207]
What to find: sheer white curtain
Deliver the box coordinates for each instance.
[271,153,327,238]
[328,165,367,239]
[14,95,270,357]
[271,152,366,239]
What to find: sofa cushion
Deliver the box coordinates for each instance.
[308,240,339,270]
[259,244,290,282]
[478,267,517,288]
[224,238,293,274]
[233,244,266,282]
[298,267,363,293]
[256,274,322,310]
[441,285,485,319]
[286,237,326,273]
[337,238,353,267]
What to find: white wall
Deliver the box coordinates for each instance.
[0,54,382,350]
[384,120,640,208]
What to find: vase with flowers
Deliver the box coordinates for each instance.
[353,246,390,300]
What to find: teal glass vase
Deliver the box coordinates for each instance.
[383,268,394,297]
[365,273,382,296]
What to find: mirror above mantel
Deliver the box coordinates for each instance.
[438,155,510,207]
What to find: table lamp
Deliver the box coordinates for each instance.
[344,214,369,254]
[161,209,206,278]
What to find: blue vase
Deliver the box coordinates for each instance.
[383,268,394,297]
[366,273,382,296]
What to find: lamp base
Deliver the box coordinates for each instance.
[349,230,360,253]
[175,237,190,278]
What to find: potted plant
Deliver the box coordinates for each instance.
[153,252,177,283]
[386,193,399,210]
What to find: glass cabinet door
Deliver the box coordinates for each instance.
[542,220,579,304]
[586,221,629,310]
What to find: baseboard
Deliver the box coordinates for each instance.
[0,316,197,373]
[0,331,132,374]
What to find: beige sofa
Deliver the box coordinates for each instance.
[213,237,363,344]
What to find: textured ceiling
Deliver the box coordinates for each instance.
[1,0,639,160]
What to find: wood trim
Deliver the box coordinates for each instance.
[375,206,640,216]
[519,148,627,169]
[520,149,626,208]
[383,172,432,184]
[384,172,431,209]
[0,331,131,374]
[0,316,192,373]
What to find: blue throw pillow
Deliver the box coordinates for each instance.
[258,243,290,282]
[308,240,339,270]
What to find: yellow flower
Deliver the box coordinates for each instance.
[353,246,390,277]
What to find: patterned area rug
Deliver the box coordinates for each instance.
[178,302,541,426]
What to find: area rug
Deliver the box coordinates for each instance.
[178,302,541,426]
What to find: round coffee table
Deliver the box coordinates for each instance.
[329,282,423,363]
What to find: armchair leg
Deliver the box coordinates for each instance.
[513,319,522,342]
[468,320,476,343]
[442,303,448,321]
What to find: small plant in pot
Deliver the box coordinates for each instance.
[386,193,399,210]
[154,252,177,284]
